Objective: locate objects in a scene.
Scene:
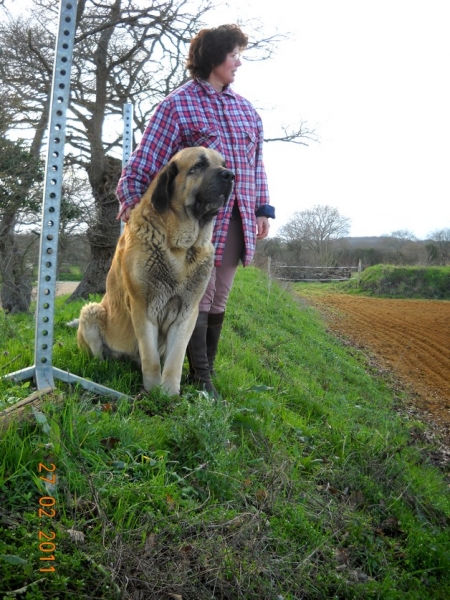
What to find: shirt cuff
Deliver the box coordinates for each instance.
[255,204,276,219]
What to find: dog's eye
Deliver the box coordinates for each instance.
[189,160,206,174]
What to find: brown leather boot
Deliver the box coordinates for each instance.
[186,311,218,397]
[206,311,225,376]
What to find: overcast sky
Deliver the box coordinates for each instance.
[205,0,450,239]
[8,0,450,240]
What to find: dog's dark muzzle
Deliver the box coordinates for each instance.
[195,168,235,220]
[213,168,235,202]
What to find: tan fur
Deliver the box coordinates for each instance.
[74,148,234,395]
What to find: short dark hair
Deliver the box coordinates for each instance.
[187,24,248,80]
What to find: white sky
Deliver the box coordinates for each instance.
[205,0,450,239]
[7,0,450,240]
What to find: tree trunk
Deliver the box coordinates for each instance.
[67,156,122,301]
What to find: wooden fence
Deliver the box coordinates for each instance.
[268,259,362,282]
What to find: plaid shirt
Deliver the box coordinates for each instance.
[116,79,273,266]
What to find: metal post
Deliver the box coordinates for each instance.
[122,103,133,168]
[4,0,130,400]
[120,103,133,233]
[32,0,77,390]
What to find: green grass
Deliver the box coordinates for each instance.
[1,267,449,599]
[57,265,83,282]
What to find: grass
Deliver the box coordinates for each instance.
[1,266,449,599]
[32,265,83,283]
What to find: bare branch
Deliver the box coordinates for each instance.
[264,124,319,146]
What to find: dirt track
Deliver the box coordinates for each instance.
[300,293,450,437]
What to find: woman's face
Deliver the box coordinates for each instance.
[208,45,242,90]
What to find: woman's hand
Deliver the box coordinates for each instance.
[256,216,270,240]
[120,207,133,223]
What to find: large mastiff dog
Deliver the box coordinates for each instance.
[73,147,234,396]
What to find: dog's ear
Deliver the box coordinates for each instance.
[151,161,179,213]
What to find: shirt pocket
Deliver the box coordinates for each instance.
[187,127,221,151]
[237,129,257,166]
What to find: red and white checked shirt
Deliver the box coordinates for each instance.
[116,79,274,267]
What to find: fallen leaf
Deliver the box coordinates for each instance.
[144,533,157,552]
[335,547,350,565]
[67,529,85,544]
[256,488,268,502]
[100,437,120,450]
[380,516,403,536]
[179,544,194,555]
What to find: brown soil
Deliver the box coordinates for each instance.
[54,281,79,296]
[301,292,450,449]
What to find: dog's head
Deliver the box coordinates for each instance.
[150,147,234,223]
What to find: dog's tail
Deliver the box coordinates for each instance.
[66,318,79,328]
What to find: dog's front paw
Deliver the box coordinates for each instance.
[161,379,181,397]
[142,372,162,393]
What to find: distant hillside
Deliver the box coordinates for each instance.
[340,236,429,249]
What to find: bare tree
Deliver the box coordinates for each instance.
[384,229,417,247]
[278,205,351,265]
[427,228,450,265]
[382,230,420,265]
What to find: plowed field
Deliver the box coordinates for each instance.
[301,292,450,441]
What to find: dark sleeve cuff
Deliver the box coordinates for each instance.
[255,204,276,219]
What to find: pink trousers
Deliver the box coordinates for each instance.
[199,214,244,314]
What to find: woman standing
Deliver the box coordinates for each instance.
[117,24,275,396]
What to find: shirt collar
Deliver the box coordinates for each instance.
[196,78,236,98]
